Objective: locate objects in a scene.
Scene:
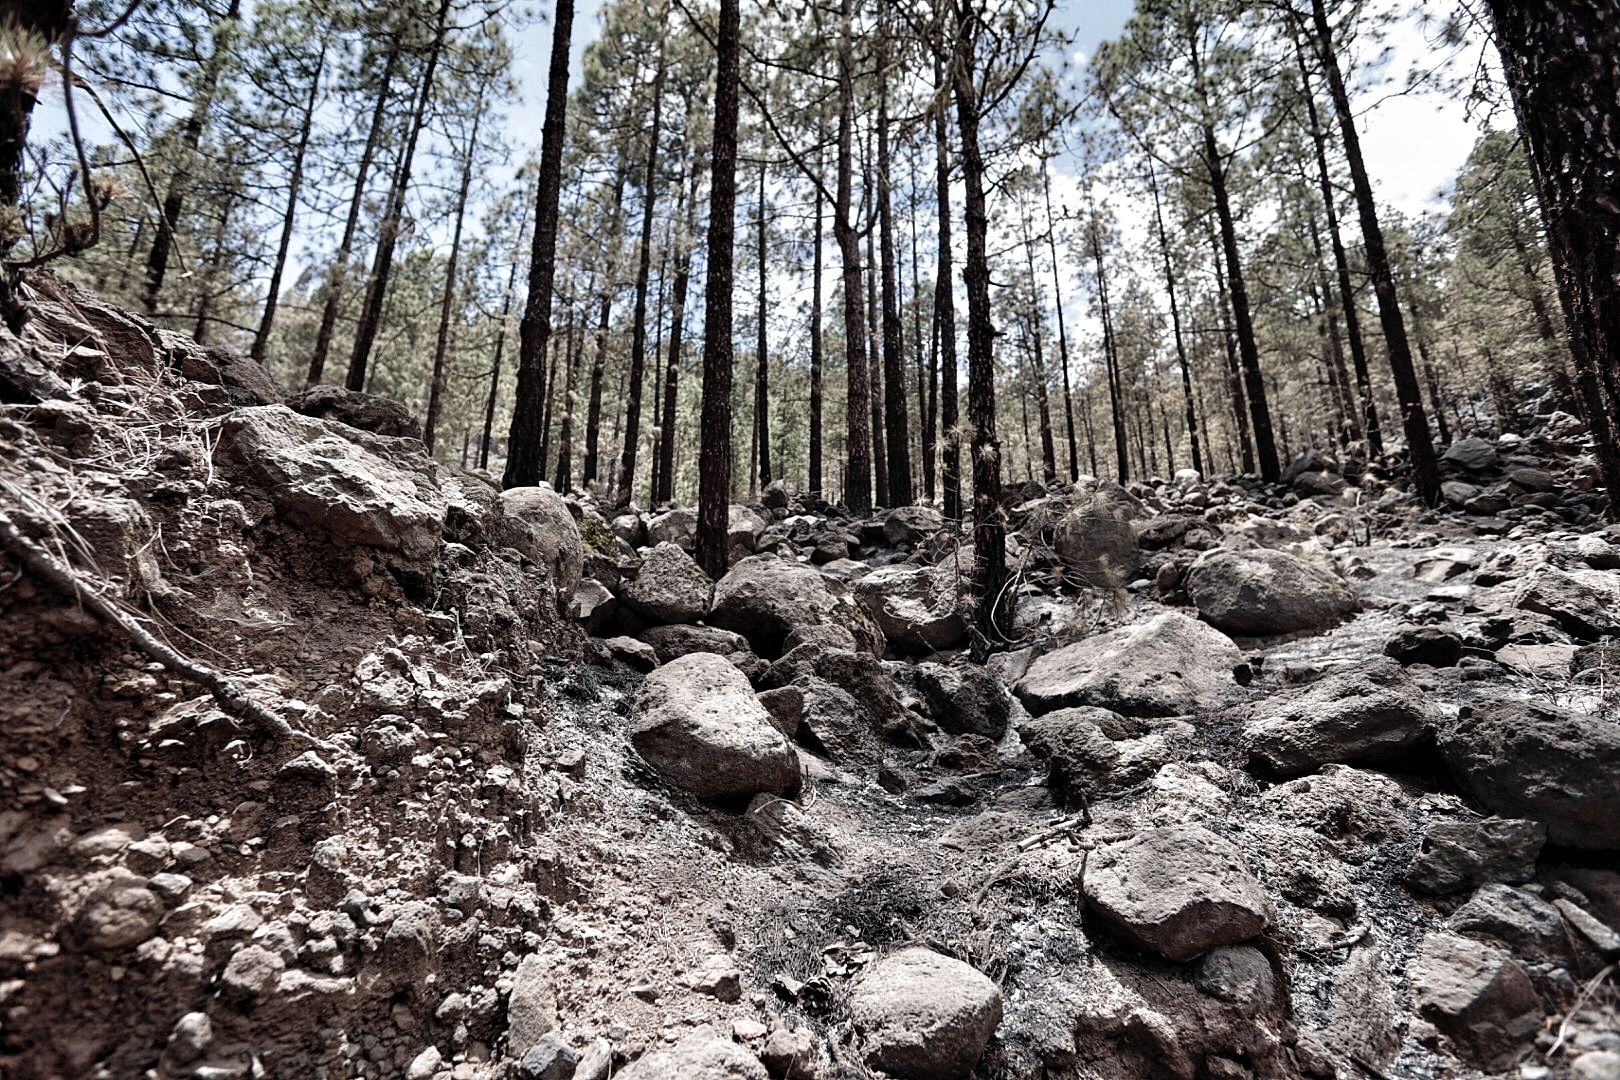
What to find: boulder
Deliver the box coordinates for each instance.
[1241,658,1436,775]
[850,947,1002,1080]
[648,507,698,550]
[1508,466,1556,493]
[1081,825,1270,961]
[1052,480,1146,589]
[288,383,422,439]
[1185,548,1359,636]
[1016,612,1246,718]
[761,478,791,510]
[1403,818,1546,896]
[505,955,558,1057]
[1409,932,1542,1071]
[710,554,879,658]
[1449,884,1569,961]
[497,486,584,609]
[1438,700,1620,850]
[628,653,800,800]
[728,504,769,555]
[853,561,965,653]
[1514,563,1620,639]
[1018,708,1188,798]
[216,405,444,571]
[636,624,761,678]
[616,1029,768,1080]
[1440,437,1500,473]
[884,505,944,547]
[911,660,1010,739]
[569,579,617,634]
[1383,625,1463,667]
[620,542,713,625]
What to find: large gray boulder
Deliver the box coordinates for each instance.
[850,947,1003,1080]
[216,405,444,572]
[1438,700,1620,850]
[853,561,966,653]
[1241,658,1436,775]
[1052,480,1146,589]
[1184,548,1359,636]
[288,383,421,439]
[1082,825,1271,961]
[1015,612,1246,718]
[884,505,944,548]
[710,554,879,658]
[620,541,713,625]
[496,486,584,609]
[628,653,799,800]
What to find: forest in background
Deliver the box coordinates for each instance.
[4,0,1618,605]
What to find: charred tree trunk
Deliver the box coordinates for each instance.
[1309,0,1440,503]
[933,47,962,520]
[754,157,772,489]
[695,0,741,577]
[1041,156,1080,482]
[657,166,697,506]
[877,38,913,505]
[479,242,524,471]
[951,5,1009,650]
[809,121,826,500]
[504,0,574,487]
[834,0,873,512]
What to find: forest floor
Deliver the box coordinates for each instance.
[1,275,1618,1080]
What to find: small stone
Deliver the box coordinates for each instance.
[166,1011,213,1065]
[405,1045,443,1080]
[1410,931,1542,1070]
[517,1034,579,1080]
[220,944,285,1001]
[690,957,742,1002]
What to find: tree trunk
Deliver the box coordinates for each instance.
[1041,156,1080,481]
[423,103,482,453]
[754,157,772,489]
[1088,212,1129,483]
[910,149,935,501]
[864,151,889,509]
[951,4,1009,650]
[657,166,698,505]
[835,0,873,513]
[307,36,400,387]
[614,45,668,503]
[1206,215,1255,473]
[1145,157,1202,476]
[1309,0,1439,502]
[809,119,826,500]
[877,37,913,505]
[554,310,582,490]
[695,0,741,577]
[1018,199,1057,485]
[582,168,628,489]
[1305,208,1361,444]
[504,0,574,487]
[933,45,962,519]
[479,241,524,471]
[345,0,452,393]
[252,42,325,363]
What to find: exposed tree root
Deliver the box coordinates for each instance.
[0,505,337,753]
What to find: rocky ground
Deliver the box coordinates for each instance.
[1,275,1618,1080]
